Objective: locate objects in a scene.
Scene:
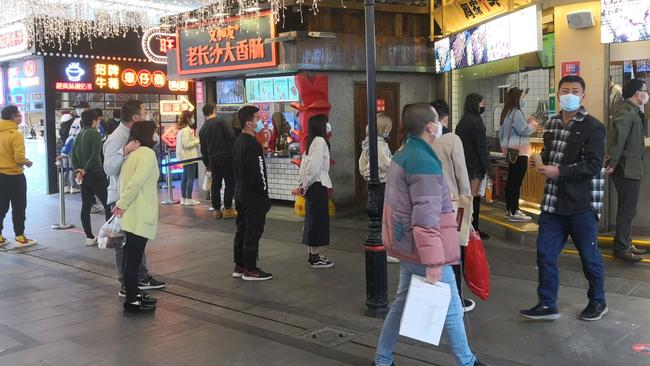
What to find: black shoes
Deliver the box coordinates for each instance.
[242,268,273,281]
[519,304,561,321]
[309,255,335,269]
[579,302,608,321]
[138,276,167,290]
[123,300,156,313]
[613,250,643,262]
[463,298,476,312]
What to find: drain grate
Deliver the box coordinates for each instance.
[295,326,359,347]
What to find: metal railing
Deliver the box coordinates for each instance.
[159,155,204,206]
[51,160,75,230]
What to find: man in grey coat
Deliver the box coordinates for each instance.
[606,79,649,262]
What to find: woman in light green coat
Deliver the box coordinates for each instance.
[112,121,160,314]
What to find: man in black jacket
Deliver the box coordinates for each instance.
[520,75,607,322]
[199,104,237,220]
[232,105,272,281]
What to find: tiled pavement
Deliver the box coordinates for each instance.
[0,189,650,366]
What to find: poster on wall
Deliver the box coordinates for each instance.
[601,0,650,43]
[561,61,580,77]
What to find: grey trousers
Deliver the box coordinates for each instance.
[612,169,641,253]
[116,244,149,284]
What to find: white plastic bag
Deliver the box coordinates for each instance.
[479,175,488,197]
[98,215,125,249]
[202,171,212,191]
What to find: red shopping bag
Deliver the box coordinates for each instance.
[463,230,490,300]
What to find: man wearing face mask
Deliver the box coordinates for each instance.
[606,79,649,262]
[232,105,273,281]
[103,99,166,297]
[520,75,607,322]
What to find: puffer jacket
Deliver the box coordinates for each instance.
[382,135,460,267]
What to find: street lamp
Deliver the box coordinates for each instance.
[363,0,388,318]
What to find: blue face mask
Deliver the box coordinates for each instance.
[520,100,527,109]
[254,120,264,133]
[559,94,582,112]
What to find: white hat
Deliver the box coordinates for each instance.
[60,114,74,123]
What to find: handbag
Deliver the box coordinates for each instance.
[505,111,520,164]
[463,229,491,300]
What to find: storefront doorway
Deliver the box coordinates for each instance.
[353,82,400,204]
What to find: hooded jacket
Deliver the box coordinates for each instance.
[382,135,460,267]
[0,119,28,175]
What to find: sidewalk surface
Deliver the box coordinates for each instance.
[0,188,650,366]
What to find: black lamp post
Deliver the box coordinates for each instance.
[363,0,388,318]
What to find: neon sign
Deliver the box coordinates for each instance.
[65,63,85,82]
[55,82,94,91]
[142,26,176,64]
[168,80,189,92]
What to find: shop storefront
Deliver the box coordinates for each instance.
[169,6,435,205]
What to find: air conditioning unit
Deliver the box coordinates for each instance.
[566,10,594,29]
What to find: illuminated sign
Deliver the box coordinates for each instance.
[55,82,94,91]
[0,23,29,58]
[65,63,86,82]
[7,60,41,90]
[142,26,176,64]
[168,80,189,92]
[176,11,277,75]
[23,60,36,77]
[160,96,195,116]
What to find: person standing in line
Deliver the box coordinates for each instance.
[176,111,201,206]
[358,113,400,264]
[0,106,36,248]
[112,121,160,314]
[430,99,476,313]
[199,104,237,219]
[71,110,112,246]
[58,113,75,194]
[373,103,487,366]
[519,75,607,321]
[103,99,166,297]
[607,78,649,262]
[232,105,272,281]
[296,115,334,269]
[499,87,539,222]
[455,93,491,240]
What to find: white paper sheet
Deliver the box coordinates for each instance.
[399,275,451,346]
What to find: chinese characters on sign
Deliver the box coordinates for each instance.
[0,23,29,57]
[561,61,580,77]
[55,82,94,91]
[458,0,502,20]
[142,26,176,64]
[177,11,277,75]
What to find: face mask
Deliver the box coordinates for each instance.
[75,108,84,116]
[433,121,443,140]
[326,122,332,134]
[640,92,649,106]
[520,100,527,109]
[479,106,486,114]
[559,94,582,112]
[254,120,264,133]
[153,133,160,145]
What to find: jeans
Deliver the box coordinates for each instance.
[0,173,27,236]
[80,171,111,238]
[375,263,476,366]
[124,231,148,302]
[63,157,78,189]
[181,163,197,199]
[536,211,606,308]
[234,190,270,270]
[210,160,235,210]
[611,169,641,253]
[506,156,528,215]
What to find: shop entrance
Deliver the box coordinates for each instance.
[353,82,400,205]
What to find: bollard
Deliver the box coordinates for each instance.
[51,161,74,230]
[160,157,179,205]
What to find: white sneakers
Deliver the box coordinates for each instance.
[85,236,98,246]
[387,256,400,264]
[506,210,533,222]
[181,198,200,206]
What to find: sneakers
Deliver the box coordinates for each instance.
[64,187,71,194]
[85,236,98,246]
[613,250,643,262]
[0,234,8,248]
[182,199,200,206]
[232,265,245,278]
[463,298,476,312]
[309,255,335,269]
[507,210,532,222]
[579,302,608,321]
[69,188,81,194]
[118,288,157,304]
[15,235,37,248]
[519,304,560,321]
[213,210,223,220]
[90,204,104,214]
[223,208,238,219]
[138,276,167,290]
[387,255,400,264]
[123,300,156,313]
[242,268,273,281]
[631,245,648,255]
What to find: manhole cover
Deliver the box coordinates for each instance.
[295,326,358,347]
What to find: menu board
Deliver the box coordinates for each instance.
[434,5,540,73]
[246,76,299,103]
[601,0,650,43]
[216,79,245,105]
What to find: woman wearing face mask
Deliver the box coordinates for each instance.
[499,88,539,222]
[455,93,491,240]
[296,115,334,269]
[175,111,201,206]
[359,114,399,264]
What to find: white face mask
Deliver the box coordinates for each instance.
[433,121,443,140]
[640,92,649,106]
[153,132,160,144]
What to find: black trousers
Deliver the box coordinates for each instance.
[124,231,148,302]
[80,170,111,238]
[210,160,235,210]
[612,169,641,254]
[302,182,330,247]
[505,156,528,215]
[0,173,26,236]
[234,190,270,270]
